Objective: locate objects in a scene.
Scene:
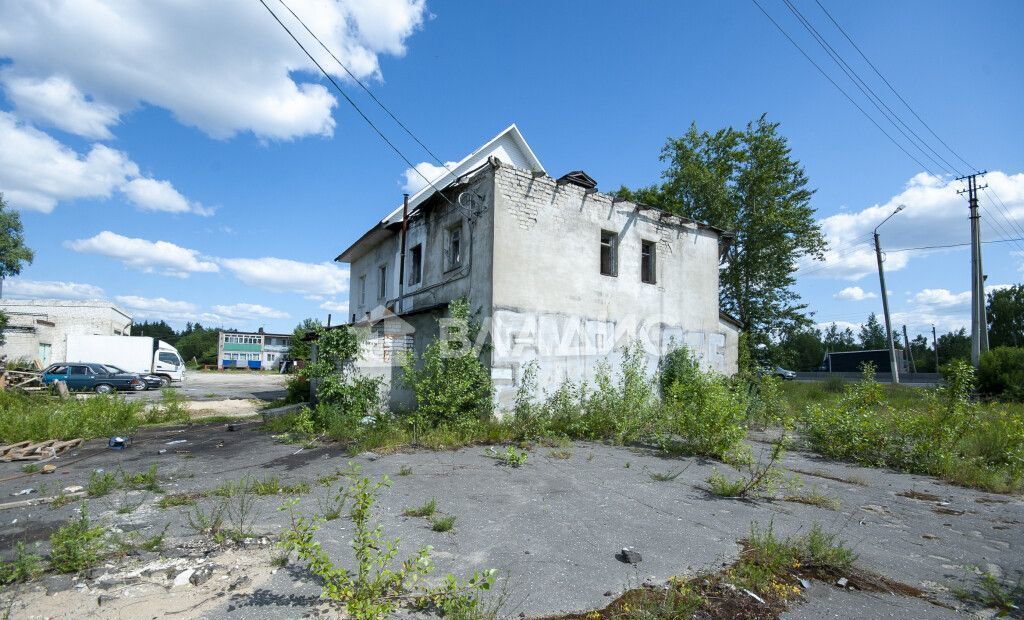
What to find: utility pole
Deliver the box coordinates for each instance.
[957,172,989,367]
[902,325,917,373]
[874,205,904,384]
[931,324,939,371]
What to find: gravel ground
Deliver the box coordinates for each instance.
[0,424,1019,619]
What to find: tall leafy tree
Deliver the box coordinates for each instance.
[987,284,1024,348]
[858,313,887,349]
[936,328,971,365]
[134,320,177,344]
[617,116,826,347]
[775,327,825,371]
[0,194,34,347]
[288,318,322,361]
[822,322,857,352]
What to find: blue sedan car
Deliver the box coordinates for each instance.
[42,363,143,393]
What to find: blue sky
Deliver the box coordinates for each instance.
[0,0,1021,338]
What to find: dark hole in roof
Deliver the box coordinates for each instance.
[556,170,597,189]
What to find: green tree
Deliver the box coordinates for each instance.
[822,322,857,352]
[858,313,887,349]
[288,318,322,361]
[175,327,221,365]
[775,327,824,371]
[909,334,936,373]
[617,116,826,347]
[0,194,34,347]
[936,328,971,366]
[987,284,1024,348]
[133,320,177,344]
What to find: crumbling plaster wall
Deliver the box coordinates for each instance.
[489,164,737,408]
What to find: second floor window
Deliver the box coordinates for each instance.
[378,264,387,300]
[641,240,656,284]
[358,275,366,306]
[447,224,462,270]
[409,244,422,285]
[600,230,618,277]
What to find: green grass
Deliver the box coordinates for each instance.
[649,468,685,482]
[402,498,437,518]
[157,493,203,508]
[429,515,455,532]
[397,465,413,476]
[0,391,146,442]
[0,542,43,585]
[49,504,106,574]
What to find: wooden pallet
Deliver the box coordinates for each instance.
[0,438,83,462]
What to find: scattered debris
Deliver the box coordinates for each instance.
[190,564,214,586]
[836,577,849,588]
[40,464,57,474]
[108,436,130,450]
[617,547,642,564]
[173,568,196,587]
[10,488,37,496]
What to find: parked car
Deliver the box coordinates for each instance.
[102,364,163,391]
[42,363,143,393]
[773,366,797,380]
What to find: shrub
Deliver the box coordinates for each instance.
[978,347,1024,401]
[0,391,145,442]
[0,542,43,584]
[286,374,310,403]
[657,347,747,459]
[49,504,105,573]
[401,298,492,428]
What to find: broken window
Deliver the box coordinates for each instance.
[447,223,462,270]
[378,265,388,300]
[600,230,618,277]
[641,240,656,284]
[409,244,422,285]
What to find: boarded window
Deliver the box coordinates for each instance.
[641,240,656,284]
[378,265,388,300]
[600,230,618,277]
[409,244,422,285]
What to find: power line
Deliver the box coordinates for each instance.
[749,0,937,174]
[255,0,459,210]
[886,236,1024,253]
[781,0,956,177]
[812,0,978,173]
[980,185,1024,240]
[272,0,452,174]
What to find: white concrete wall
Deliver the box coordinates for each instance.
[0,300,133,365]
[489,165,737,408]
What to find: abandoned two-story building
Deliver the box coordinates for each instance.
[336,125,739,410]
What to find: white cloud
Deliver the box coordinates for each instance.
[220,257,348,296]
[121,178,212,216]
[67,231,219,278]
[402,160,458,194]
[3,279,105,300]
[0,111,207,215]
[320,299,349,315]
[912,288,971,309]
[835,286,876,301]
[212,303,290,320]
[801,171,1024,280]
[115,295,199,315]
[0,0,426,140]
[1,73,119,140]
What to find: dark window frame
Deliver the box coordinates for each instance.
[408,243,423,285]
[378,264,388,300]
[446,223,463,271]
[641,239,656,284]
[600,230,618,277]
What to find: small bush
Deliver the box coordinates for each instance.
[402,498,437,518]
[0,542,43,584]
[429,515,455,532]
[49,504,105,573]
[86,470,118,497]
[286,374,310,403]
[978,347,1024,401]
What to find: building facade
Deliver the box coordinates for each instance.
[0,299,133,367]
[337,125,739,410]
[217,329,292,370]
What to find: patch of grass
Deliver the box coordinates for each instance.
[86,470,118,497]
[547,449,572,460]
[20,464,39,474]
[250,476,310,496]
[145,388,190,425]
[706,433,790,499]
[402,498,437,518]
[486,445,527,468]
[157,492,203,508]
[649,467,686,482]
[0,542,43,585]
[785,486,841,511]
[48,491,76,509]
[0,391,146,443]
[49,504,105,573]
[397,465,413,476]
[121,464,162,492]
[428,515,455,532]
[954,568,1024,616]
[787,467,868,487]
[317,470,344,486]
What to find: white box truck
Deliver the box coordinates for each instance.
[65,335,185,386]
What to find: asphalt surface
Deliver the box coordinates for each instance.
[131,370,288,403]
[1,423,1019,618]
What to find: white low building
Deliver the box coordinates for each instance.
[0,299,133,367]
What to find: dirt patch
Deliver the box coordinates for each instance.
[933,507,966,516]
[185,399,263,419]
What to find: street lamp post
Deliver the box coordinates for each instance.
[873,205,904,384]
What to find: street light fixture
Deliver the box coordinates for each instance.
[873,204,904,384]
